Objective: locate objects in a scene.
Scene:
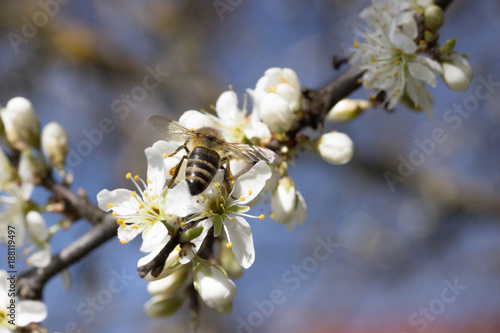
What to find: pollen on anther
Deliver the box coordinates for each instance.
[181,222,185,226]
[214,182,220,188]
[220,203,224,208]
[107,203,113,209]
[120,240,127,244]
[115,190,119,193]
[226,242,233,249]
[231,181,235,185]
[353,41,359,48]
[134,175,139,181]
[248,190,252,196]
[270,213,275,218]
[112,212,118,217]
[132,225,139,230]
[147,179,153,184]
[230,217,234,221]
[163,153,167,157]
[258,214,265,220]
[126,173,132,179]
[240,196,245,201]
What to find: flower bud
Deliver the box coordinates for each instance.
[326,99,371,122]
[424,5,444,32]
[147,267,188,297]
[441,38,456,54]
[316,131,354,165]
[41,122,68,170]
[441,52,473,91]
[180,225,204,242]
[193,261,236,308]
[271,176,307,230]
[144,294,185,318]
[1,97,41,150]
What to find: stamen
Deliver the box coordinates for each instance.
[126,173,132,179]
[240,196,245,201]
[120,240,127,244]
[226,242,233,249]
[107,203,113,209]
[258,214,265,220]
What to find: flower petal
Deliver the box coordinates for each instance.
[97,189,140,215]
[408,62,437,87]
[224,216,255,269]
[179,219,212,264]
[141,221,170,253]
[164,181,203,217]
[17,300,47,327]
[179,110,216,130]
[232,161,272,204]
[215,91,240,122]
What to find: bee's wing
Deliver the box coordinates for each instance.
[146,115,194,141]
[227,143,281,164]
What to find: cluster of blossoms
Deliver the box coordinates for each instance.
[350,0,473,116]
[0,97,71,330]
[96,68,355,320]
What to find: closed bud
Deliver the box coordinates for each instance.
[193,261,236,308]
[180,225,204,243]
[271,176,307,230]
[441,52,473,91]
[147,267,188,297]
[326,99,371,122]
[42,122,68,170]
[144,294,185,318]
[1,97,41,150]
[315,131,354,165]
[441,38,456,54]
[424,5,444,31]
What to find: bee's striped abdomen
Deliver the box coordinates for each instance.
[186,146,220,195]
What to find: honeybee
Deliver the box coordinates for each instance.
[147,115,280,195]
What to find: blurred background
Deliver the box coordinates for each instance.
[1,0,500,332]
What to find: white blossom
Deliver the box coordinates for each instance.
[351,0,442,116]
[248,68,301,133]
[97,141,190,252]
[211,90,270,142]
[166,161,272,269]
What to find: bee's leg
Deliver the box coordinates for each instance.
[167,155,187,188]
[168,143,190,157]
[165,143,190,188]
[220,156,233,194]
